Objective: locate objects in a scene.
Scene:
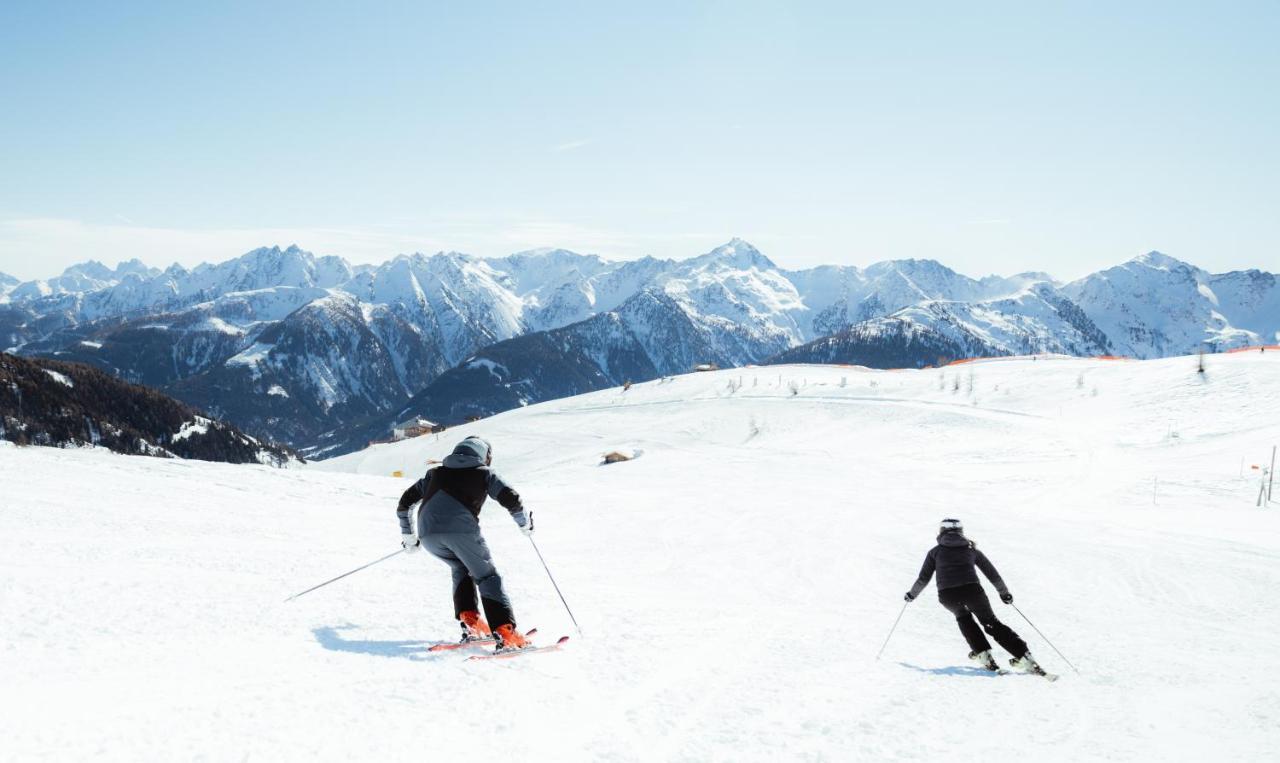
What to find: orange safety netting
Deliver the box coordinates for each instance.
[1224,345,1280,354]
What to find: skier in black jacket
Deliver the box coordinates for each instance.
[904,518,1043,673]
[396,436,534,651]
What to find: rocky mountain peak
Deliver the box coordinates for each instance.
[692,238,777,271]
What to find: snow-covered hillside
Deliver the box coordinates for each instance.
[3,352,1279,760]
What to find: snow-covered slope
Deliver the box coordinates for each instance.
[3,352,1278,759]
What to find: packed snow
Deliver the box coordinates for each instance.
[2,354,1279,760]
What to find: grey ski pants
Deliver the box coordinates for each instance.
[421,530,516,628]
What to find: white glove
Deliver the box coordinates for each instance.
[513,510,534,536]
[401,533,420,553]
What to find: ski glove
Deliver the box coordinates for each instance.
[1000,592,1013,604]
[401,533,420,553]
[512,510,534,536]
[903,591,916,602]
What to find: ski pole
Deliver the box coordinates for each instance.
[284,549,404,602]
[1011,603,1080,674]
[528,536,583,636]
[875,601,909,661]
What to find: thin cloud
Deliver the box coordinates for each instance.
[551,139,591,153]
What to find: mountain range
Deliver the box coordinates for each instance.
[3,240,1276,456]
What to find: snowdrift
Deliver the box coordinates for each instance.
[3,354,1279,760]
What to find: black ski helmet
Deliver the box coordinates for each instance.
[939,518,963,535]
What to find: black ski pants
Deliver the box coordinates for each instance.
[938,583,1027,657]
[421,530,516,629]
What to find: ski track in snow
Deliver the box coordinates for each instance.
[3,355,1280,760]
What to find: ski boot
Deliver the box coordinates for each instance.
[458,610,492,643]
[493,623,531,652]
[1010,651,1047,676]
[969,650,1000,671]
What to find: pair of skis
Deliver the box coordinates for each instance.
[1015,661,1060,682]
[428,628,571,661]
[972,652,1059,681]
[980,665,1059,681]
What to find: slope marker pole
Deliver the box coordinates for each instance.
[1268,446,1276,502]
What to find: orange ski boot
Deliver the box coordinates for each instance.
[493,623,530,651]
[459,610,491,641]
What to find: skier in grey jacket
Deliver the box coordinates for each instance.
[903,518,1042,673]
[397,436,534,650]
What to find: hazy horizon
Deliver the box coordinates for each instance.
[0,236,1267,286]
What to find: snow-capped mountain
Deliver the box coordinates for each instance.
[6,241,1277,456]
[765,316,990,369]
[772,284,1113,367]
[0,270,18,298]
[5,259,159,303]
[165,292,433,447]
[1061,252,1280,357]
[777,252,1278,367]
[779,253,1046,341]
[355,287,790,452]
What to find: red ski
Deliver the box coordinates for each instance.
[428,628,537,652]
[466,635,570,661]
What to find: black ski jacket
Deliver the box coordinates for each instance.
[908,533,1009,599]
[397,466,522,518]
[395,438,524,535]
[396,465,523,534]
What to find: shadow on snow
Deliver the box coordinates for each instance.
[896,661,1007,678]
[313,624,453,661]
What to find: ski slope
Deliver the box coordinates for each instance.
[3,353,1279,760]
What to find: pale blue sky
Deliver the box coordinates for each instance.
[2,1,1277,280]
